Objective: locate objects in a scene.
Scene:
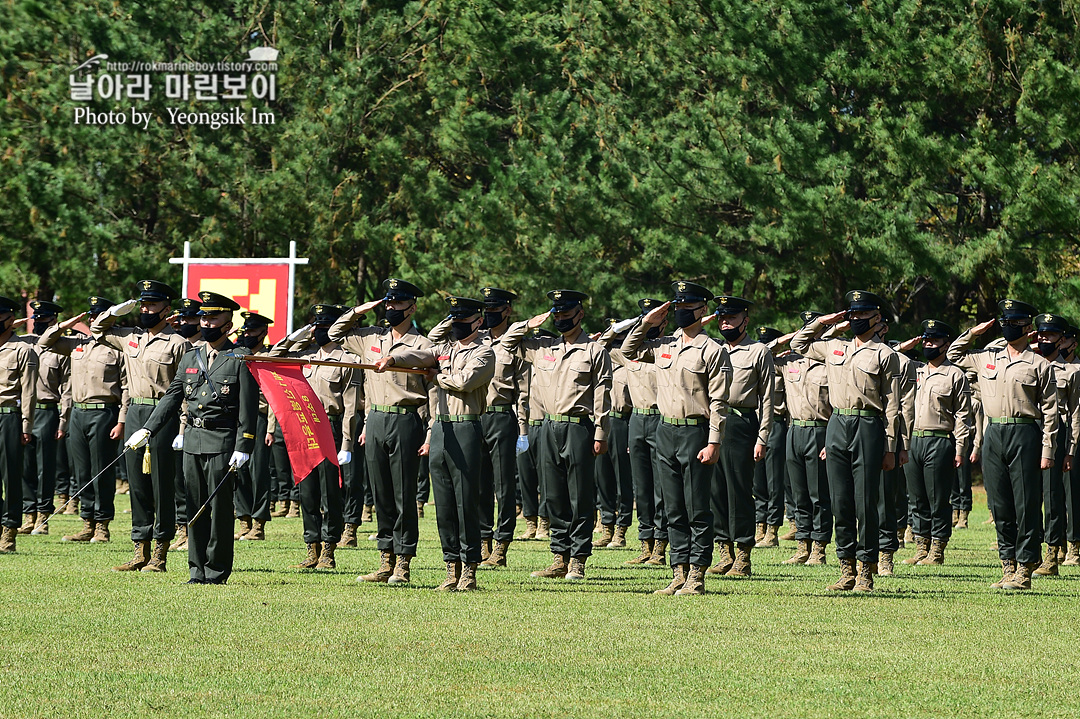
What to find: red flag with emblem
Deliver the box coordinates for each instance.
[247,362,338,483]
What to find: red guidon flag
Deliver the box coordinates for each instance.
[247,362,338,483]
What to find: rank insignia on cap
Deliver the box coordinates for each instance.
[315,305,324,314]
[927,320,936,328]
[389,279,399,289]
[1004,300,1013,310]
[553,291,562,301]
[91,297,98,304]
[450,297,459,306]
[483,288,492,297]
[758,326,765,333]
[719,297,729,305]
[677,282,687,292]
[852,291,862,301]
[142,280,152,290]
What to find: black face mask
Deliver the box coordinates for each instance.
[552,316,579,334]
[313,327,332,347]
[1001,324,1026,343]
[1038,341,1058,357]
[32,320,50,336]
[483,311,505,329]
[139,310,167,329]
[451,321,478,341]
[674,309,700,329]
[176,323,201,339]
[719,326,742,343]
[849,317,873,337]
[385,307,409,327]
[922,346,943,361]
[234,332,263,349]
[201,325,228,343]
[646,325,662,339]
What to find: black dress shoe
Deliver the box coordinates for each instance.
[204,578,227,585]
[184,578,204,584]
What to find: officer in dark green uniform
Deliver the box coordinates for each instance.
[233,311,274,542]
[168,297,201,552]
[126,292,259,584]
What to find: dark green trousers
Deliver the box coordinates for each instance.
[516,422,544,518]
[540,419,596,558]
[1042,424,1068,546]
[183,451,234,583]
[341,443,367,525]
[480,410,519,542]
[826,414,884,563]
[983,423,1043,564]
[416,455,430,505]
[22,404,59,514]
[879,463,903,553]
[629,413,666,541]
[432,420,484,563]
[951,434,974,512]
[657,422,713,566]
[0,413,23,528]
[712,410,757,546]
[173,450,187,524]
[785,424,832,542]
[234,413,272,522]
[754,415,787,526]
[55,435,72,497]
[124,403,178,542]
[299,415,344,544]
[595,414,633,528]
[271,426,300,503]
[1066,452,1080,543]
[366,409,423,556]
[68,406,120,522]
[907,435,955,540]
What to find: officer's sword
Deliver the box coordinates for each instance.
[32,446,132,533]
[187,465,238,526]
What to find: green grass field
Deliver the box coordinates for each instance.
[3,487,1079,719]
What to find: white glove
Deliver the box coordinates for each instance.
[611,316,639,334]
[228,451,250,469]
[287,323,313,342]
[125,428,151,449]
[516,434,530,455]
[110,299,139,316]
[171,434,184,451]
[337,449,352,465]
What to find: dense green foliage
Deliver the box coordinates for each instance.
[2,1,1079,333]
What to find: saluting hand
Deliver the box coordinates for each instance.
[527,311,551,329]
[643,301,670,326]
[775,331,796,346]
[355,299,383,315]
[59,312,88,330]
[700,312,717,327]
[971,319,996,336]
[833,320,851,333]
[898,337,922,352]
[820,310,847,326]
[12,317,30,328]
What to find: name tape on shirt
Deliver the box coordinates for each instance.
[661,353,672,359]
[833,350,845,357]
[986,363,995,370]
[370,346,381,353]
[438,355,450,361]
[186,367,199,374]
[129,340,139,349]
[544,355,556,361]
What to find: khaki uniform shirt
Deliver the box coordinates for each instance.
[92,315,190,400]
[1050,357,1080,456]
[777,353,831,422]
[621,321,730,444]
[394,339,496,418]
[0,335,38,434]
[22,333,72,432]
[947,329,1058,461]
[429,319,526,411]
[39,326,128,422]
[963,369,984,455]
[893,350,918,450]
[724,335,774,445]
[611,348,659,410]
[266,341,362,452]
[501,321,612,442]
[791,319,902,453]
[913,360,973,457]
[329,310,434,410]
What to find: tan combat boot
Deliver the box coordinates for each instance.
[358,550,396,583]
[388,555,412,584]
[113,540,151,571]
[754,522,766,544]
[878,552,895,576]
[725,544,752,577]
[271,500,288,518]
[807,541,828,565]
[243,519,266,541]
[31,512,49,535]
[361,504,374,524]
[783,539,811,565]
[609,525,627,549]
[480,540,510,569]
[436,561,462,591]
[1063,541,1080,566]
[117,478,129,495]
[654,564,688,595]
[917,539,947,566]
[416,500,425,519]
[903,536,931,565]
[707,542,734,575]
[565,556,587,581]
[234,516,253,541]
[626,538,654,565]
[780,520,798,542]
[991,558,1017,589]
[315,542,337,570]
[853,561,875,592]
[17,513,36,535]
[63,498,80,515]
[285,501,300,519]
[516,516,538,541]
[90,520,110,543]
[0,526,16,553]
[675,565,706,596]
[1033,545,1060,576]
[983,510,994,525]
[140,540,169,572]
[457,562,478,591]
[169,524,188,552]
[595,524,615,549]
[480,538,493,562]
[62,519,95,543]
[899,528,909,548]
[645,539,668,566]
[57,494,70,514]
[530,552,569,579]
[536,516,551,540]
[827,558,857,591]
[1002,562,1037,590]
[755,525,780,549]
[951,509,959,527]
[956,510,969,529]
[294,543,322,569]
[516,504,523,518]
[339,523,358,548]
